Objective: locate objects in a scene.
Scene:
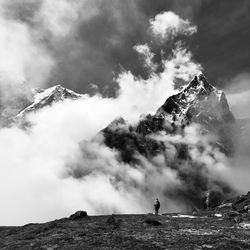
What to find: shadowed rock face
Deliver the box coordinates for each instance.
[220,191,250,212]
[102,118,165,164]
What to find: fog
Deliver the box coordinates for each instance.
[0,3,249,226]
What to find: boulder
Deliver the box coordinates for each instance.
[226,210,239,218]
[144,218,162,226]
[106,215,121,228]
[192,208,198,216]
[218,191,250,214]
[69,211,88,220]
[215,203,233,213]
[233,216,243,224]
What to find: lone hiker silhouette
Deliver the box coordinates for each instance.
[154,198,160,215]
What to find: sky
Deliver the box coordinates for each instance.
[2,0,250,96]
[50,0,250,94]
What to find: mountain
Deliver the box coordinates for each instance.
[101,74,237,209]
[16,85,83,118]
[102,73,236,162]
[0,83,84,127]
[156,73,234,127]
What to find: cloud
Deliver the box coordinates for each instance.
[0,6,244,226]
[227,90,250,119]
[0,0,248,94]
[0,0,105,121]
[0,12,202,224]
[0,0,101,88]
[226,72,250,119]
[133,44,157,72]
[0,96,182,225]
[0,1,54,120]
[0,5,54,87]
[149,11,197,41]
[36,0,101,38]
[222,72,250,197]
[115,45,201,122]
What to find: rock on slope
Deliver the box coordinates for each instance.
[218,191,250,213]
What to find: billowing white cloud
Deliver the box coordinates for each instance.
[133,44,157,72]
[116,44,202,122]
[0,7,54,87]
[36,0,100,38]
[0,0,100,88]
[150,11,197,41]
[0,0,104,120]
[1,5,241,227]
[0,40,202,225]
[226,72,250,119]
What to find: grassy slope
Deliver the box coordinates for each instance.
[0,214,250,250]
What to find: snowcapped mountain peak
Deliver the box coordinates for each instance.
[183,73,216,96]
[34,84,82,101]
[155,73,233,126]
[17,84,83,118]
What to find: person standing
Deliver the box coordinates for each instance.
[154,198,160,215]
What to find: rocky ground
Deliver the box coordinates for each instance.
[1,212,250,250]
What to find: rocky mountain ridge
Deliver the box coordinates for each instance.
[103,73,236,162]
[156,73,234,126]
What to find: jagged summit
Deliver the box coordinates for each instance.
[185,73,213,92]
[104,73,235,137]
[156,73,234,127]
